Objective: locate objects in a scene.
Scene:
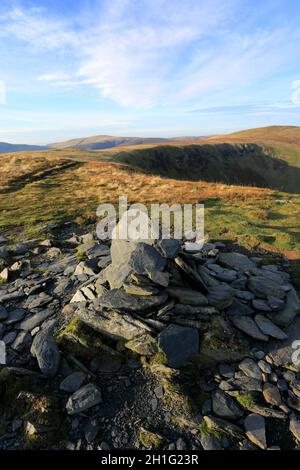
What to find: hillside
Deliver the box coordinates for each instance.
[0,142,46,153]
[209,125,300,145]
[114,142,300,193]
[1,126,300,256]
[48,135,205,150]
[205,125,300,169]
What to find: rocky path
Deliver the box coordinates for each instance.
[1,223,300,450]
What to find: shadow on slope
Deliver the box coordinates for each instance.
[115,143,300,194]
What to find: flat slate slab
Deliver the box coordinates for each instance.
[96,288,168,313]
[218,252,256,272]
[231,315,269,341]
[255,314,288,340]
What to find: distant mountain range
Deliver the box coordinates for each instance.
[0,135,206,153]
[0,142,46,153]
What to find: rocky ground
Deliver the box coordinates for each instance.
[1,222,300,451]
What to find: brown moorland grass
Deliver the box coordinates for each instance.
[1,152,299,258]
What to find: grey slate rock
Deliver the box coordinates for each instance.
[290,417,300,443]
[207,283,235,309]
[200,434,222,450]
[267,296,285,312]
[3,331,17,345]
[226,299,254,317]
[96,288,168,313]
[239,358,262,381]
[18,309,55,331]
[252,299,272,312]
[6,308,26,325]
[268,317,300,367]
[0,245,8,260]
[271,287,300,326]
[212,389,243,420]
[244,413,267,449]
[66,383,102,415]
[30,328,60,377]
[157,239,181,258]
[84,419,99,442]
[158,324,199,368]
[231,315,269,341]
[254,315,288,340]
[218,252,256,272]
[60,371,86,393]
[248,277,286,300]
[165,287,208,306]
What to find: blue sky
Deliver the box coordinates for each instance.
[0,0,300,144]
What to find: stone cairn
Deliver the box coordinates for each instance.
[1,222,300,450]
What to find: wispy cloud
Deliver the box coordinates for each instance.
[1,0,300,140]
[0,7,78,50]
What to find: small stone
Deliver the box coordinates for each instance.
[151,398,158,411]
[218,252,256,272]
[3,331,17,345]
[263,383,282,406]
[254,315,288,340]
[219,363,235,379]
[290,417,300,442]
[200,434,222,450]
[282,370,295,382]
[244,414,267,449]
[267,296,285,311]
[84,419,99,443]
[11,330,31,351]
[154,385,164,399]
[227,299,254,317]
[212,389,243,420]
[70,290,87,303]
[18,309,54,331]
[254,351,265,360]
[66,383,102,415]
[30,328,60,377]
[277,379,288,392]
[176,437,186,450]
[239,358,262,381]
[99,441,110,450]
[231,316,269,341]
[6,308,26,325]
[0,268,9,282]
[258,360,272,374]
[60,372,86,393]
[207,284,234,309]
[252,299,272,312]
[248,277,286,300]
[235,290,255,302]
[271,287,300,326]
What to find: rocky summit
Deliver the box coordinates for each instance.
[1,222,300,450]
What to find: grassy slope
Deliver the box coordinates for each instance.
[1,126,300,255]
[205,125,300,167]
[0,152,299,257]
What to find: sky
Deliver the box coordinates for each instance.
[0,0,300,144]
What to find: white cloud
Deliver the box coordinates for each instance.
[0,7,78,50]
[1,0,300,109]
